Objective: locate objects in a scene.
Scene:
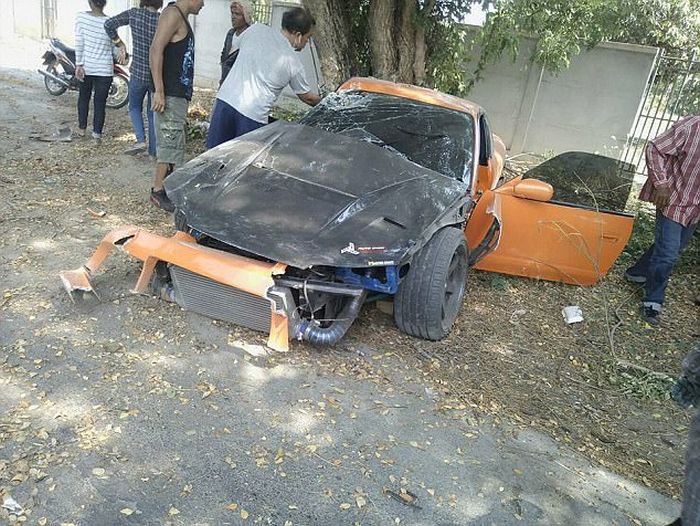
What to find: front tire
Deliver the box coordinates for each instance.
[44,65,67,96]
[394,227,468,340]
[106,73,129,109]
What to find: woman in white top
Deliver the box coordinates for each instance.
[74,0,114,141]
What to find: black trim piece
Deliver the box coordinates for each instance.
[273,277,365,297]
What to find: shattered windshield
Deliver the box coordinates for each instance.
[299,91,475,182]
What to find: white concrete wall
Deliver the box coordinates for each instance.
[189,0,233,89]
[466,32,659,156]
[0,0,16,40]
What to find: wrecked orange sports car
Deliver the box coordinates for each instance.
[61,78,635,351]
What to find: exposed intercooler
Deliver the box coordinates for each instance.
[169,265,367,346]
[170,266,272,333]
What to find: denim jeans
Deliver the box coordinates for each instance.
[77,75,112,135]
[128,77,156,156]
[627,211,697,310]
[206,99,265,149]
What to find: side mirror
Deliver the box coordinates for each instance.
[512,179,554,202]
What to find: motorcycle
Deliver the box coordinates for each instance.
[38,38,130,109]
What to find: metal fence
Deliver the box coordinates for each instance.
[622,50,700,177]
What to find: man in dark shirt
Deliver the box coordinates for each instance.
[149,0,203,212]
[219,1,252,87]
[105,0,162,157]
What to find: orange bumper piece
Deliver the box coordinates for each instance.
[60,226,291,352]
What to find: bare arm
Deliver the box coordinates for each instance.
[297,92,321,106]
[149,7,181,112]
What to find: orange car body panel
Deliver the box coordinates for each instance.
[469,177,635,286]
[339,77,482,119]
[59,227,291,352]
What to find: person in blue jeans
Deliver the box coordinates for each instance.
[105,0,162,157]
[624,115,700,326]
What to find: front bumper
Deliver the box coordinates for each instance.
[59,226,294,352]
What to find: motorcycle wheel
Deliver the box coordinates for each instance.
[44,65,67,96]
[106,73,129,109]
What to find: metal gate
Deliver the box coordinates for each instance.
[622,50,700,177]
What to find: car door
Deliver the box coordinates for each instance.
[465,151,636,286]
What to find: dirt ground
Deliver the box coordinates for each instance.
[0,51,697,525]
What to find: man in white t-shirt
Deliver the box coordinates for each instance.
[206,7,321,149]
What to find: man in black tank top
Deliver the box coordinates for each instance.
[148,0,203,212]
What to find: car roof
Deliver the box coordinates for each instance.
[338,77,482,118]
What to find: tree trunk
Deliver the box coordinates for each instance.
[369,0,398,80]
[413,24,427,85]
[302,0,354,90]
[413,0,436,85]
[395,0,417,83]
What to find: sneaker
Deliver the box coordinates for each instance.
[624,269,647,283]
[642,305,660,326]
[150,188,174,212]
[124,142,146,155]
[75,128,86,138]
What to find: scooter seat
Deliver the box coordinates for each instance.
[51,38,76,63]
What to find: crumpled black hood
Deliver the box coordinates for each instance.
[165,121,469,269]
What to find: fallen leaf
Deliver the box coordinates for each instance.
[226,503,238,511]
[120,508,134,516]
[87,208,107,218]
[339,502,352,510]
[240,509,249,519]
[169,507,180,516]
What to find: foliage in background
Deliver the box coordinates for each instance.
[470,0,700,92]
